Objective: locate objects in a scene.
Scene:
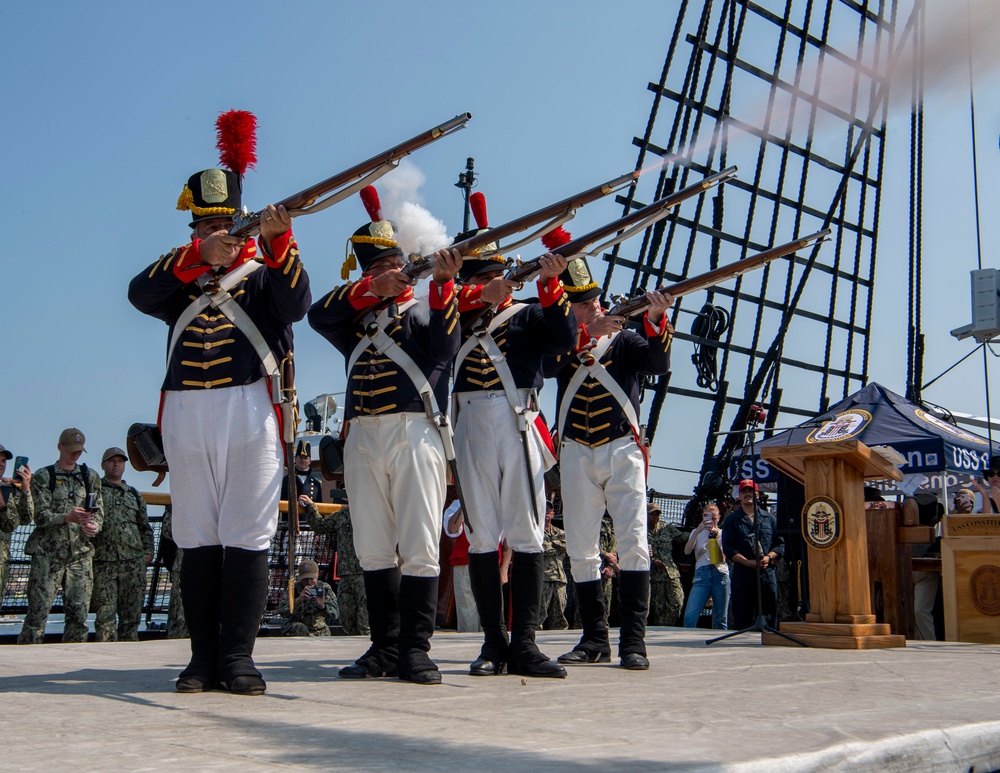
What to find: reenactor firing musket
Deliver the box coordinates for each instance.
[607,229,833,318]
[226,112,472,240]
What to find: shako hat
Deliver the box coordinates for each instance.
[342,186,402,279]
[295,440,311,458]
[547,226,601,302]
[177,110,257,227]
[456,192,507,282]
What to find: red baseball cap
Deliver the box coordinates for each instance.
[738,479,758,492]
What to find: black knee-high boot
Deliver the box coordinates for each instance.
[218,547,269,694]
[397,574,441,685]
[468,551,509,675]
[507,551,566,678]
[557,579,611,664]
[340,567,400,678]
[618,570,651,670]
[176,545,224,692]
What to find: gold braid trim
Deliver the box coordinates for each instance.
[351,235,397,248]
[563,280,599,292]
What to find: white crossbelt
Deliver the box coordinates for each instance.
[455,303,555,471]
[347,300,458,461]
[166,260,282,403]
[556,332,641,444]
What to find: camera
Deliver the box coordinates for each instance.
[308,586,321,597]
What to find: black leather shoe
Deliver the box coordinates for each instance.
[339,661,397,679]
[508,658,567,678]
[402,669,442,685]
[620,653,650,671]
[223,675,267,695]
[469,657,506,676]
[557,648,611,665]
[176,675,216,693]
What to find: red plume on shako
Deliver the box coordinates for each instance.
[456,191,508,282]
[342,185,403,279]
[176,109,259,227]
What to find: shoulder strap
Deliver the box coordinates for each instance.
[454,302,524,378]
[555,333,619,440]
[46,465,57,494]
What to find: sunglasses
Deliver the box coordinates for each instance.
[986,470,1000,478]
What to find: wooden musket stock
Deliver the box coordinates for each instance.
[139,491,344,515]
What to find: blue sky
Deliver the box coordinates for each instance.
[3,1,999,496]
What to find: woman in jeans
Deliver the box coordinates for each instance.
[682,504,730,629]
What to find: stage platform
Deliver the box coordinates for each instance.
[1,628,998,772]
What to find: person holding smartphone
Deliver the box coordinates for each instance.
[972,456,1000,513]
[682,503,730,629]
[0,443,34,601]
[18,428,103,644]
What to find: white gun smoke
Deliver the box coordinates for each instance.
[379,159,451,258]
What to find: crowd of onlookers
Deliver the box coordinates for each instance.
[5,430,995,643]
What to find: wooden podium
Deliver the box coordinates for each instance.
[759,439,906,648]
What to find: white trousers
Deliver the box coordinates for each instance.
[454,390,545,555]
[344,413,445,578]
[560,436,649,583]
[162,381,282,551]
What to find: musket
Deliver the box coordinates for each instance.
[460,167,738,334]
[227,112,472,239]
[280,352,300,612]
[398,169,645,284]
[140,490,344,515]
[607,229,832,318]
[501,166,738,287]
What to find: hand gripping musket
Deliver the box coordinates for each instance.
[226,112,472,239]
[462,167,738,334]
[606,229,832,318]
[280,352,300,612]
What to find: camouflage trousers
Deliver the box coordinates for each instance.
[18,554,93,644]
[92,557,147,642]
[0,542,10,603]
[541,581,568,630]
[648,578,684,627]
[337,573,369,636]
[281,620,332,637]
[167,559,188,639]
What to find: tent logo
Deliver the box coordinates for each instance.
[806,410,871,443]
[914,410,988,445]
[802,495,842,550]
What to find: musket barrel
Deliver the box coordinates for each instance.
[610,228,832,317]
[229,112,472,239]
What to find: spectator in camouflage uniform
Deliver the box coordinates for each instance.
[302,493,369,636]
[647,502,685,627]
[91,447,155,642]
[278,559,338,636]
[541,502,568,630]
[0,444,33,600]
[161,505,188,639]
[18,428,104,644]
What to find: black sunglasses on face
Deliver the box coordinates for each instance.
[986,470,1000,478]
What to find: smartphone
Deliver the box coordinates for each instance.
[13,456,28,475]
[84,492,98,513]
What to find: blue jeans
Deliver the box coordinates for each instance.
[683,564,730,629]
